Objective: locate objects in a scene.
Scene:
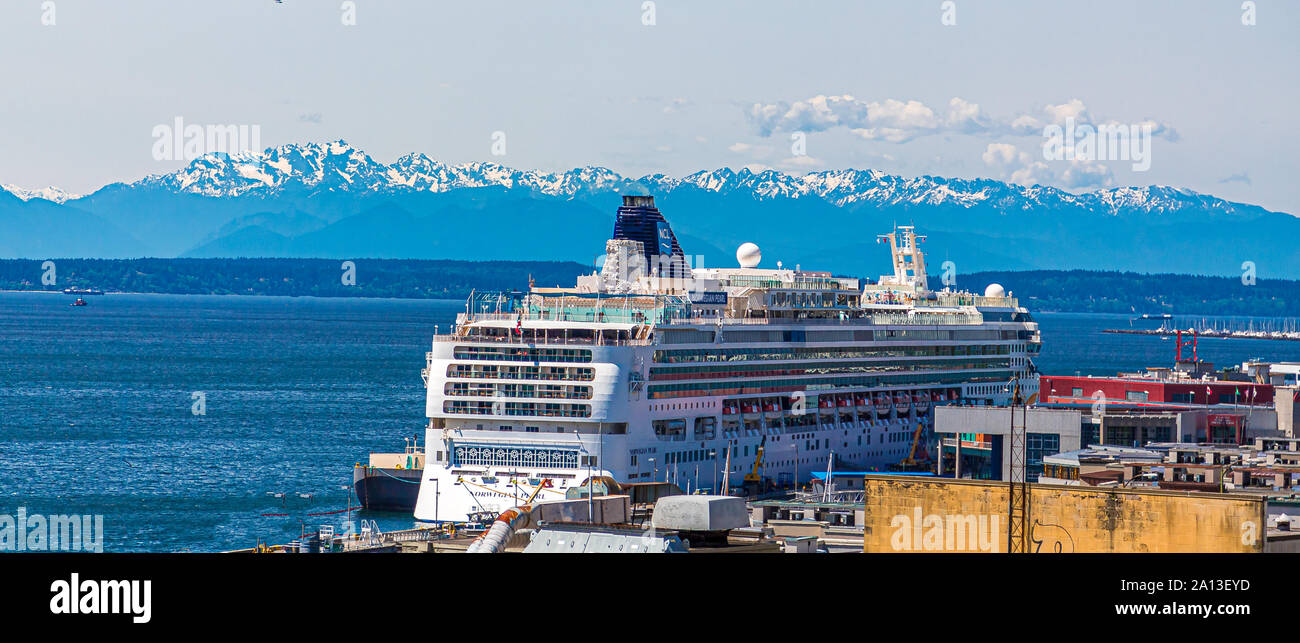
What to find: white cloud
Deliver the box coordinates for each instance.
[777,155,824,169]
[747,94,869,137]
[981,142,1112,188]
[748,95,1177,143]
[981,142,1021,168]
[662,97,690,114]
[1060,160,1114,188]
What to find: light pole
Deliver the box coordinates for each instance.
[575,429,592,521]
[792,443,799,491]
[709,450,717,494]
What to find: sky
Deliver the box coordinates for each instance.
[1,0,1297,214]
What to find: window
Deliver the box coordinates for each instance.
[1125,391,1148,402]
[1025,434,1061,483]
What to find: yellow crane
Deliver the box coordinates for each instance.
[899,424,929,470]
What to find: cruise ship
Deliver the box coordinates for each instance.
[412,196,1040,523]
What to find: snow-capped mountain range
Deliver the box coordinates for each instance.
[1,140,1272,218]
[2,140,1295,277]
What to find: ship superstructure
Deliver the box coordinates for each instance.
[412,196,1040,523]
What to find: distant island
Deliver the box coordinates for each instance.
[960,270,1300,317]
[1,259,1296,317]
[0,258,590,300]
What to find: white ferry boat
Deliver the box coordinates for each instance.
[413,195,1040,523]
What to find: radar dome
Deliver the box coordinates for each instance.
[984,283,1006,298]
[736,242,761,268]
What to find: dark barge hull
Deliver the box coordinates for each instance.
[353,467,422,513]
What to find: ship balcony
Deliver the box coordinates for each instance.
[434,334,652,347]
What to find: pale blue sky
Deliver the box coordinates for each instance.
[1,0,1296,214]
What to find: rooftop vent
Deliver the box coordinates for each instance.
[652,495,749,532]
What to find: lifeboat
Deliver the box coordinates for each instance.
[819,398,834,410]
[742,403,757,414]
[855,396,869,408]
[894,393,911,415]
[722,405,736,415]
[914,393,930,414]
[763,402,777,413]
[836,397,850,408]
[874,395,891,416]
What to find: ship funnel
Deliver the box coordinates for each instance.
[622,195,656,208]
[606,194,689,281]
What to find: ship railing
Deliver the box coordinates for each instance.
[447,372,595,382]
[446,391,594,400]
[915,294,1019,309]
[660,311,984,326]
[433,334,653,346]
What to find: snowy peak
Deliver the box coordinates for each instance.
[144,140,391,197]
[1,184,81,204]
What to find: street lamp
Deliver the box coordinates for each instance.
[709,450,717,494]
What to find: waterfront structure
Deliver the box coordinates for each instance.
[1039,439,1300,495]
[412,196,1041,524]
[933,405,1087,481]
[1040,363,1300,443]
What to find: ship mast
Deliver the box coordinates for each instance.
[877,225,929,292]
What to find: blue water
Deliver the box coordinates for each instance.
[1,293,461,552]
[4,294,1300,552]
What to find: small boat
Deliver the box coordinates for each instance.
[71,298,87,307]
[62,287,104,296]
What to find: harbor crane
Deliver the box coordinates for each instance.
[743,435,767,496]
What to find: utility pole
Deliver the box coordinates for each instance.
[1008,379,1029,554]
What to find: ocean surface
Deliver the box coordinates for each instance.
[4,292,1300,552]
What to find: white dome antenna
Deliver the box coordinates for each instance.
[736,242,761,268]
[984,283,1006,298]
